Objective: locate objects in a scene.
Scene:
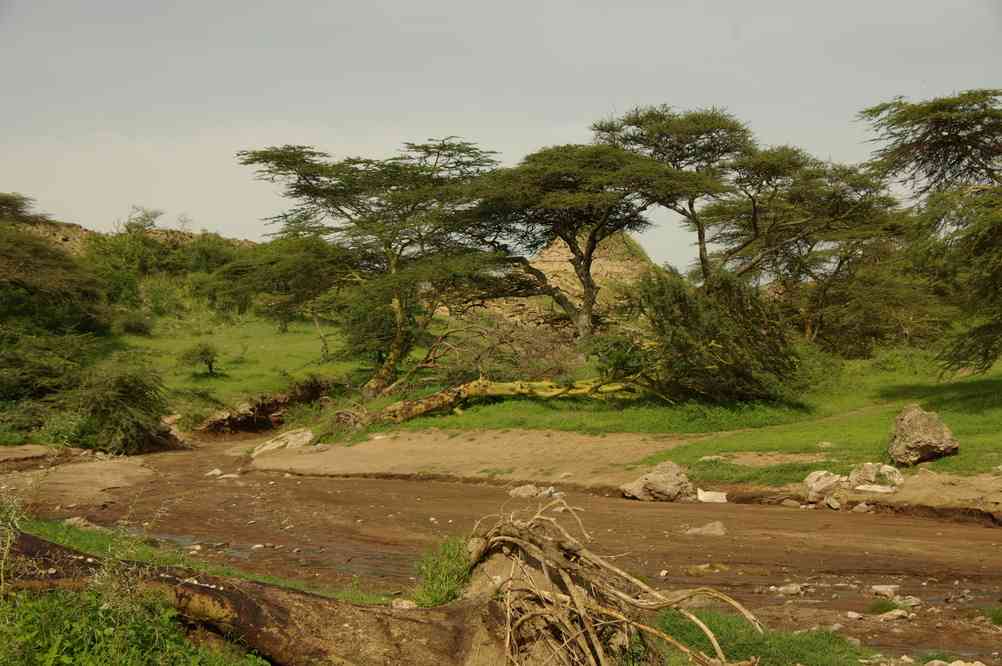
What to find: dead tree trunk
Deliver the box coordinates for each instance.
[6,532,499,666]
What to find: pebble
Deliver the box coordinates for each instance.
[776,583,802,596]
[877,609,909,621]
[846,611,863,620]
[685,521,727,537]
[251,544,264,550]
[391,599,418,610]
[204,468,223,477]
[871,584,900,598]
[780,499,801,508]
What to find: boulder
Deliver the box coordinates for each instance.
[508,484,540,498]
[887,404,959,466]
[803,470,846,502]
[251,428,315,459]
[696,488,727,503]
[847,462,904,489]
[620,462,696,502]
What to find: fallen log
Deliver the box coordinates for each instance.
[6,532,502,666]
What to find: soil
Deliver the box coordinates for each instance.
[2,433,1001,663]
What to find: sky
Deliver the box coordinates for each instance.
[2,0,999,270]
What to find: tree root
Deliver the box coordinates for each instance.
[467,499,762,665]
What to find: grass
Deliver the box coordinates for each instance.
[866,598,902,614]
[412,536,471,607]
[984,605,1002,626]
[657,609,867,666]
[0,590,268,666]
[21,518,390,605]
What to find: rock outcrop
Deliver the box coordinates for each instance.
[620,461,697,502]
[888,404,959,466]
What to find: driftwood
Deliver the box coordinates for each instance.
[5,532,497,666]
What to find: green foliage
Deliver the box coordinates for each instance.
[0,590,267,665]
[115,311,154,336]
[59,352,171,453]
[866,598,902,614]
[179,342,221,376]
[657,609,866,666]
[412,536,470,607]
[984,606,1002,626]
[0,224,109,334]
[596,270,799,402]
[0,326,94,402]
[861,89,1002,193]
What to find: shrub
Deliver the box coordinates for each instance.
[179,342,221,376]
[412,536,471,607]
[596,270,800,403]
[141,274,188,317]
[63,352,171,454]
[0,327,91,402]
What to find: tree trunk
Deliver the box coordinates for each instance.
[377,378,629,423]
[7,532,500,666]
[311,312,330,361]
[362,294,409,397]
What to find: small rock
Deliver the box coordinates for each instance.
[251,544,264,550]
[217,473,240,479]
[620,461,696,503]
[251,428,315,459]
[846,611,862,620]
[825,496,841,510]
[391,598,418,610]
[871,584,900,598]
[777,583,802,595]
[658,569,669,578]
[803,470,847,502]
[204,468,223,477]
[685,521,727,537]
[508,484,539,498]
[780,499,801,508]
[847,462,905,489]
[894,595,922,608]
[696,488,727,503]
[851,502,873,513]
[877,609,909,621]
[698,455,726,462]
[854,484,896,494]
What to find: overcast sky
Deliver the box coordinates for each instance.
[2,0,999,269]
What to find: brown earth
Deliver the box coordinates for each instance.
[2,435,1002,663]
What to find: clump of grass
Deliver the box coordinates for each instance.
[866,598,902,615]
[412,536,470,607]
[657,609,867,666]
[919,651,957,663]
[0,589,267,665]
[984,605,1002,626]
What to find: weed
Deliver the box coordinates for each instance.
[866,598,902,614]
[984,605,1002,626]
[478,467,514,478]
[657,609,867,666]
[412,536,470,607]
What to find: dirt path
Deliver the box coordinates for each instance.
[3,436,1001,662]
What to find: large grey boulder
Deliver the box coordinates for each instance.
[251,428,315,458]
[620,461,696,502]
[888,405,959,466]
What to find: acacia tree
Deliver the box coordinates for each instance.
[862,89,1002,371]
[473,143,654,339]
[239,138,516,395]
[593,106,755,282]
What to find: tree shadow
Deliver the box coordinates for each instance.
[877,376,1002,414]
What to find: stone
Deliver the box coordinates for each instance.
[846,611,863,620]
[696,488,727,503]
[217,473,240,479]
[391,598,418,610]
[777,583,802,595]
[803,470,846,502]
[508,484,540,498]
[685,521,727,537]
[699,455,726,462]
[877,608,909,621]
[781,499,801,508]
[204,468,223,477]
[251,428,315,459]
[851,502,873,513]
[871,584,900,598]
[825,496,841,510]
[63,516,102,530]
[887,404,959,466]
[894,595,922,608]
[854,484,896,494]
[847,462,905,489]
[620,461,696,502]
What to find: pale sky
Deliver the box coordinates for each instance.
[2,0,999,269]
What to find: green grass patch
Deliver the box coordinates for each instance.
[657,609,867,666]
[866,598,902,615]
[412,536,470,607]
[21,519,390,605]
[984,605,1002,626]
[919,651,959,663]
[0,589,266,665]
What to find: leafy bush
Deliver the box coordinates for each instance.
[62,352,171,453]
[141,274,189,317]
[0,327,92,402]
[412,536,470,607]
[596,270,800,402]
[179,342,221,376]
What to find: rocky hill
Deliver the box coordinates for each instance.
[20,219,255,256]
